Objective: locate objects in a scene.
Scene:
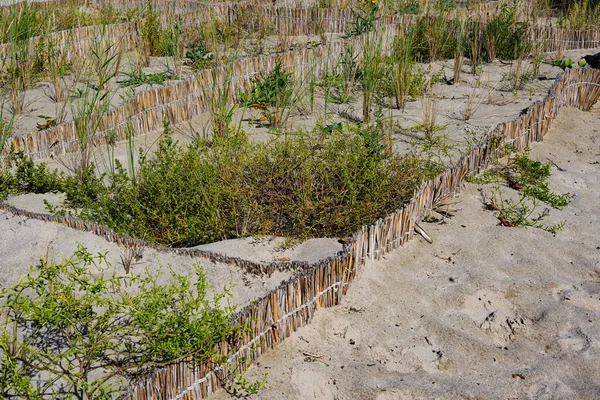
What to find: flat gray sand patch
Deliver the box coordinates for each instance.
[194,237,343,265]
[211,107,600,400]
[0,212,294,307]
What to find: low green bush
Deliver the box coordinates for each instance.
[3,121,425,247]
[0,245,242,399]
[482,4,531,61]
[0,151,64,200]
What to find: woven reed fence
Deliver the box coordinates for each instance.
[2,0,536,160]
[1,66,598,400]
[0,22,140,68]
[5,39,354,160]
[531,26,600,52]
[116,66,600,400]
[0,0,202,12]
[8,22,599,161]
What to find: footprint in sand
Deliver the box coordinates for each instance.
[554,282,600,313]
[557,326,591,353]
[462,290,529,346]
[397,336,448,373]
[527,379,577,399]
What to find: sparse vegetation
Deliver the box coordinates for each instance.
[471,146,573,234]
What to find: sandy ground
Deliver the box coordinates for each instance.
[0,209,303,306]
[210,106,600,399]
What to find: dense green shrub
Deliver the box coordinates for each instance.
[482,5,531,61]
[0,245,241,399]
[0,152,64,200]
[34,125,420,247]
[1,122,426,247]
[220,127,424,239]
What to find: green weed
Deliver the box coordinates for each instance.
[476,147,573,234]
[0,245,244,398]
[118,70,175,88]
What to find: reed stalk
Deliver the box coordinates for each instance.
[453,18,466,84]
[69,27,122,179]
[0,91,17,159]
[205,67,237,140]
[360,30,384,123]
[389,27,416,110]
[469,20,483,75]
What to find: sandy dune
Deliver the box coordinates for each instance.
[211,106,600,399]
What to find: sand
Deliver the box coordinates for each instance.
[0,210,302,306]
[210,106,600,399]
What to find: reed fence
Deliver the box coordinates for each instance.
[532,26,600,52]
[117,65,600,400]
[0,0,203,12]
[1,66,599,400]
[7,0,589,161]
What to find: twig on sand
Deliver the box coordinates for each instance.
[546,158,566,172]
[302,352,329,366]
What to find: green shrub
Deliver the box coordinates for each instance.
[0,151,64,201]
[482,5,531,61]
[41,121,424,246]
[3,120,426,246]
[0,245,241,398]
[220,127,424,238]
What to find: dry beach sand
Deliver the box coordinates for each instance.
[211,106,600,399]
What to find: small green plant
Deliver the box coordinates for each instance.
[321,43,361,104]
[344,1,379,38]
[240,60,294,129]
[274,237,298,252]
[118,69,175,88]
[475,147,572,234]
[483,186,566,235]
[482,4,531,62]
[35,115,58,131]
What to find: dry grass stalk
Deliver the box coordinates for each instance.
[420,90,440,138]
[120,242,144,274]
